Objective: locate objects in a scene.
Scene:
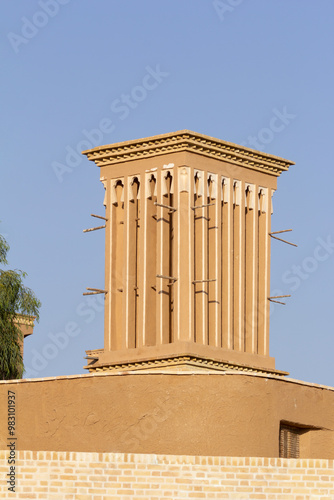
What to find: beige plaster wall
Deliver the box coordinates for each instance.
[0,372,333,458]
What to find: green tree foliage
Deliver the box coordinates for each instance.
[0,233,41,379]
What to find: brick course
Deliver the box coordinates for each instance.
[0,451,333,499]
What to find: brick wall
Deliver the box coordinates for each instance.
[1,451,333,499]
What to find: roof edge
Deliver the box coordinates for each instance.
[82,129,294,164]
[1,371,333,392]
[82,130,294,176]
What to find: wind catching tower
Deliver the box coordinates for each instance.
[82,130,294,375]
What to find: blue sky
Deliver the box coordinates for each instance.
[1,1,333,386]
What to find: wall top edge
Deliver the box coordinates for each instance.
[14,314,36,327]
[1,370,333,392]
[0,450,332,467]
[81,130,294,176]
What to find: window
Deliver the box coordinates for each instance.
[279,423,302,458]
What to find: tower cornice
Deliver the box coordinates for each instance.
[82,130,294,176]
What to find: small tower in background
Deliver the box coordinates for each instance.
[83,130,294,375]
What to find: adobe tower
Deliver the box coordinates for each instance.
[82,130,294,375]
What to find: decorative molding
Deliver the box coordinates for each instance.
[208,173,217,200]
[111,178,124,205]
[194,170,203,198]
[221,177,230,203]
[128,175,141,201]
[14,314,35,327]
[101,180,107,207]
[233,180,241,206]
[145,172,157,199]
[82,130,294,177]
[271,189,276,214]
[245,183,255,210]
[178,166,190,193]
[84,354,288,377]
[162,169,174,196]
[258,187,268,213]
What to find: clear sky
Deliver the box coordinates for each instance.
[1,1,333,386]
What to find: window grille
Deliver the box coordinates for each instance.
[279,423,301,458]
